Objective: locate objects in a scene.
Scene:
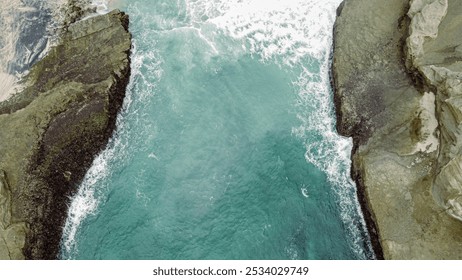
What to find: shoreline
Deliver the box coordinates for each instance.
[330,2,383,259]
[330,59,385,261]
[349,146,384,260]
[0,4,132,259]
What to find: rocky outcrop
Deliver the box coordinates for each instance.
[333,0,462,259]
[407,0,462,223]
[0,9,131,259]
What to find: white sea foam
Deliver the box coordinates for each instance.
[293,57,373,259]
[61,146,114,255]
[185,0,373,259]
[185,0,340,65]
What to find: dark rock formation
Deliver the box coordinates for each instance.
[0,9,131,259]
[333,0,462,259]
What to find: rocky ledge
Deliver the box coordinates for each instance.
[333,0,462,259]
[0,9,131,259]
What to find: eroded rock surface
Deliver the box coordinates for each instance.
[333,0,462,259]
[0,9,131,259]
[408,0,462,222]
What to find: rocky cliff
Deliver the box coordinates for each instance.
[333,0,462,259]
[0,9,131,259]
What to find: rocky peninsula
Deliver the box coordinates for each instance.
[333,0,462,259]
[0,6,131,259]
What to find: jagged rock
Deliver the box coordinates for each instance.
[0,9,131,259]
[406,0,448,65]
[333,0,462,259]
[407,0,462,222]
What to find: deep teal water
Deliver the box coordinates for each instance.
[60,0,373,260]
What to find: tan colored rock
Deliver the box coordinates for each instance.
[333,0,462,259]
[407,0,462,222]
[434,156,462,221]
[406,0,448,64]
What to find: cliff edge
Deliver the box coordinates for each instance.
[333,0,462,259]
[0,9,131,259]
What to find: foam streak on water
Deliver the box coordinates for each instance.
[185,0,374,259]
[294,56,374,259]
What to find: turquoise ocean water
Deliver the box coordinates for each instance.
[60,0,374,259]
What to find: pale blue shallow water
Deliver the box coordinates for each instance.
[60,0,374,260]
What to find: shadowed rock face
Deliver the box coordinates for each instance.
[0,9,131,259]
[333,0,462,259]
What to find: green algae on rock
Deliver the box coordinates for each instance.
[333,0,462,259]
[0,9,131,259]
